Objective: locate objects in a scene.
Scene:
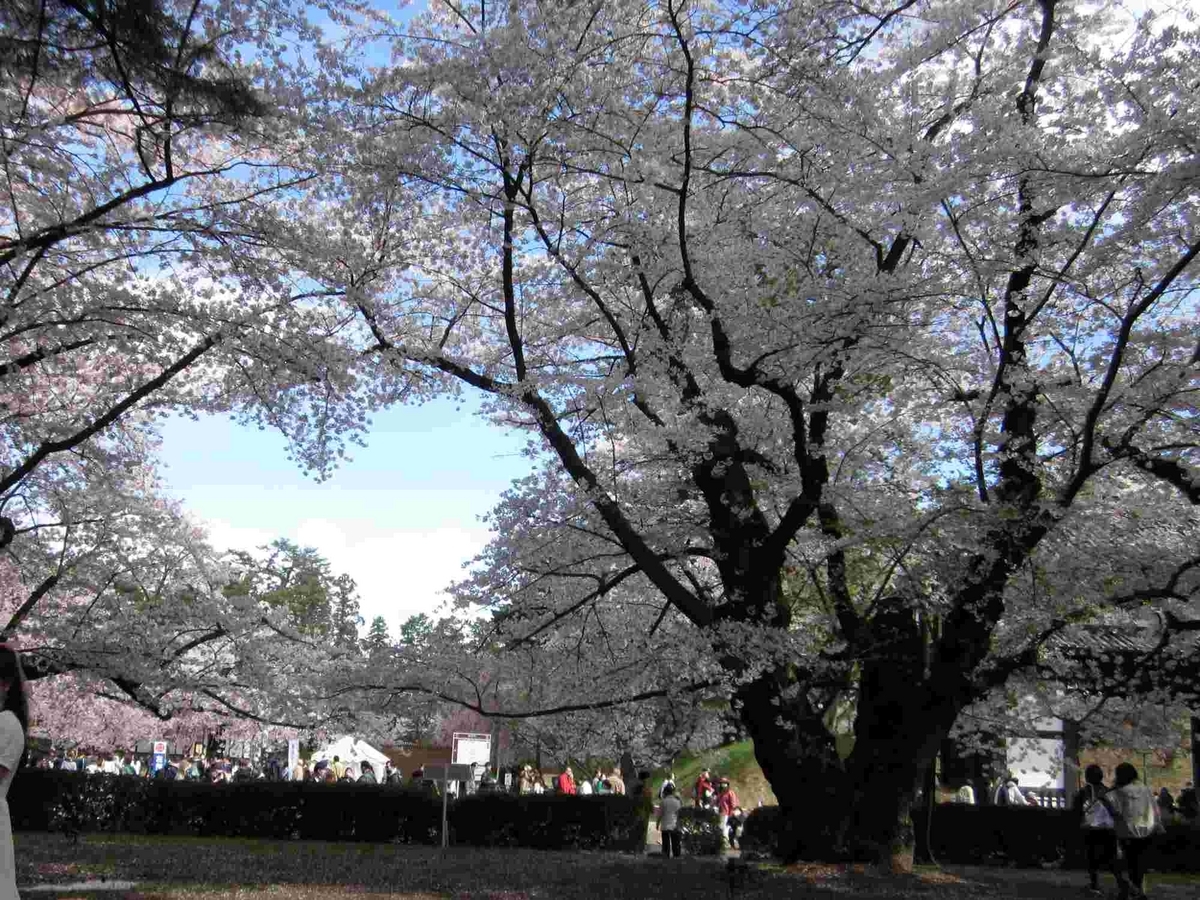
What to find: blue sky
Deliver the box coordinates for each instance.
[163,0,830,638]
[158,397,534,634]
[154,1,541,636]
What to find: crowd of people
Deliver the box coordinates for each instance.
[32,748,413,787]
[524,764,631,796]
[654,767,745,857]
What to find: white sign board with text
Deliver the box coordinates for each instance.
[451,732,492,766]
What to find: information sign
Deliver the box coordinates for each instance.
[451,732,492,766]
[151,741,167,773]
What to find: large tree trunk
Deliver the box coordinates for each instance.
[736,598,963,869]
[735,671,846,860]
[740,677,954,869]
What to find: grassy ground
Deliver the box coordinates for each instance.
[652,740,777,807]
[16,832,1200,900]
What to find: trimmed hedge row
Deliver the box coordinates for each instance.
[10,770,648,852]
[675,807,724,856]
[741,804,1200,871]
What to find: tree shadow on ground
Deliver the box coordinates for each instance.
[16,834,1200,899]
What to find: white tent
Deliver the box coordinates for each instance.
[312,736,391,770]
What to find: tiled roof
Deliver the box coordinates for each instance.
[1045,625,1160,653]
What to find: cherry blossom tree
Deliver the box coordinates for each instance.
[281,0,1199,864]
[0,479,355,735]
[0,0,377,557]
[0,0,396,738]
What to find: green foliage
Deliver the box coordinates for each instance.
[676,807,725,856]
[14,770,647,853]
[398,613,433,647]
[224,539,362,645]
[453,794,648,851]
[364,616,391,654]
[740,805,782,857]
[650,741,763,799]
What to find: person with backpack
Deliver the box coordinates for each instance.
[1107,762,1163,900]
[1074,764,1117,895]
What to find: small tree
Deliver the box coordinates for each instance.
[365,616,392,655]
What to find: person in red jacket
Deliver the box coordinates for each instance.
[716,778,739,846]
[556,765,577,795]
[693,768,713,808]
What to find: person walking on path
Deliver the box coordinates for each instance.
[657,783,683,858]
[1074,764,1118,895]
[0,645,29,900]
[1107,762,1163,900]
[716,778,739,847]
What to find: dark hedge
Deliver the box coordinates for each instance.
[741,803,1200,871]
[10,770,648,852]
[452,793,648,851]
[675,806,724,856]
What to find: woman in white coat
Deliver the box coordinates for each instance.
[0,644,28,900]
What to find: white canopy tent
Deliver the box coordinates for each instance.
[312,736,391,770]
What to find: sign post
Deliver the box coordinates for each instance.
[150,740,168,775]
[425,764,474,849]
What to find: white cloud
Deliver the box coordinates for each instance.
[199,514,494,635]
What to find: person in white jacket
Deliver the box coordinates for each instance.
[1106,762,1162,900]
[657,783,683,858]
[992,775,1028,806]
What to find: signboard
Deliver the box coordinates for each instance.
[151,740,168,774]
[287,739,299,774]
[422,764,475,782]
[451,732,492,766]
